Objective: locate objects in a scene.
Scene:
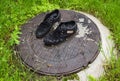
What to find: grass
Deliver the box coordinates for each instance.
[0,0,120,81]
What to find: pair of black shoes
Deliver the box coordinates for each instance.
[36,9,77,46]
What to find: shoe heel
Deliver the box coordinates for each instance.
[58,17,61,23]
[58,12,61,22]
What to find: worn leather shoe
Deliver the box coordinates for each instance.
[35,9,61,38]
[44,21,78,46]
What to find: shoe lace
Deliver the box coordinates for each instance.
[53,25,66,38]
[40,22,50,28]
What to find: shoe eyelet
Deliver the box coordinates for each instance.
[50,20,52,23]
[60,31,64,35]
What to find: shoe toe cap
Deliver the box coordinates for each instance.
[36,31,45,38]
[44,36,57,45]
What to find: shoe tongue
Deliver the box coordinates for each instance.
[59,24,66,31]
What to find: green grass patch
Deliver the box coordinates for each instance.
[99,58,120,81]
[0,0,120,81]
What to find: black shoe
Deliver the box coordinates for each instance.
[44,21,78,46]
[35,9,61,38]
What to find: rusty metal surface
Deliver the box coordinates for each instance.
[17,10,101,76]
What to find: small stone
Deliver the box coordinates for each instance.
[47,64,52,67]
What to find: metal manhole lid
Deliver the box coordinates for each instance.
[17,10,101,76]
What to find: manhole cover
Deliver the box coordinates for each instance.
[17,10,101,76]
